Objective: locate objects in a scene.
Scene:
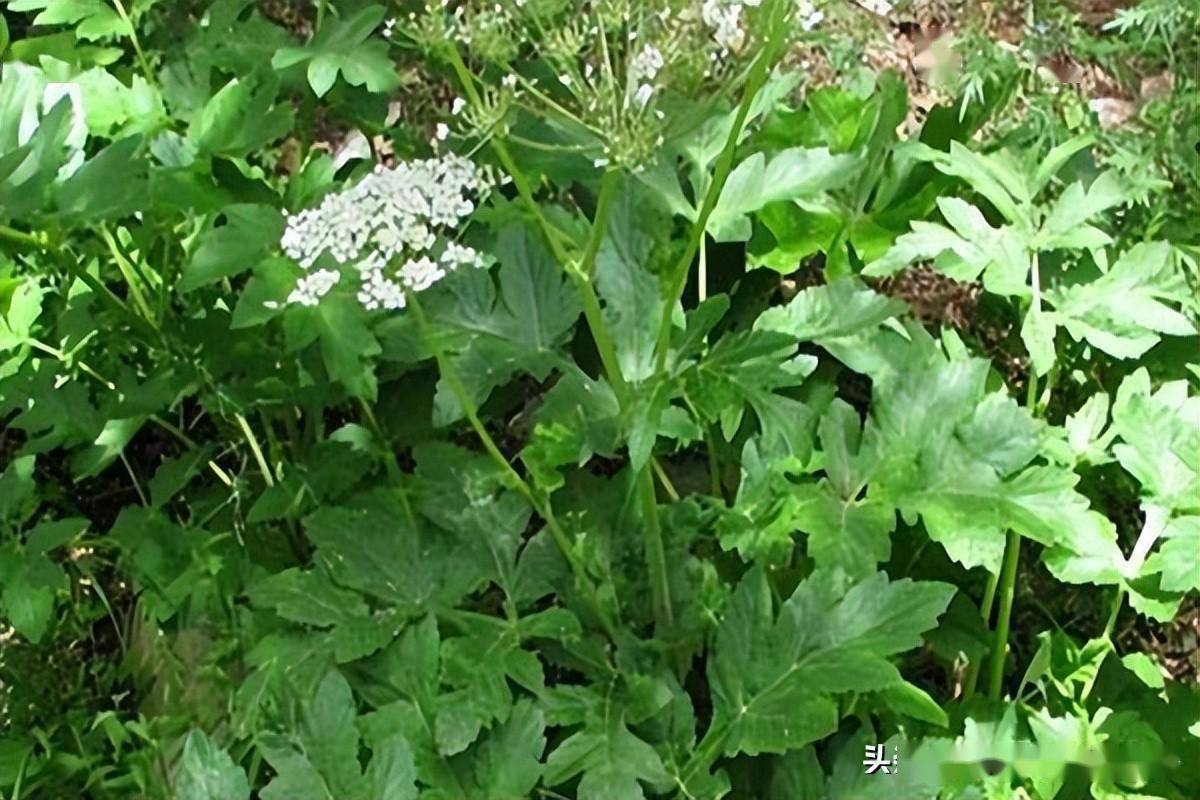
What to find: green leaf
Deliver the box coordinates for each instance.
[272,6,397,98]
[363,736,418,800]
[1035,171,1127,249]
[261,671,361,799]
[685,328,816,455]
[863,200,1029,296]
[471,699,546,799]
[189,74,293,159]
[1109,368,1199,513]
[1120,652,1167,690]
[174,730,251,800]
[1146,516,1200,593]
[0,546,65,643]
[302,490,488,613]
[71,415,147,478]
[232,257,299,329]
[878,683,949,727]
[863,341,1105,571]
[544,691,672,800]
[596,181,668,384]
[249,567,397,663]
[53,135,147,220]
[707,569,953,757]
[7,0,129,40]
[0,279,43,355]
[921,141,1028,226]
[1031,134,1094,193]
[0,456,37,525]
[795,485,894,581]
[709,146,862,241]
[180,204,285,292]
[421,225,579,422]
[755,278,905,345]
[149,445,216,509]
[1043,242,1197,362]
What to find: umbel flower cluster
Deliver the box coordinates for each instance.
[280,154,484,310]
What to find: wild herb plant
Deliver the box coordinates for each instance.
[0,1,1197,798]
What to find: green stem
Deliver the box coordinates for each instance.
[988,530,1022,700]
[406,290,617,638]
[0,224,48,250]
[651,32,779,372]
[235,412,275,488]
[988,251,1050,701]
[637,468,674,629]
[110,0,157,88]
[100,226,156,328]
[651,458,680,503]
[962,569,999,699]
[677,719,732,791]
[565,168,630,401]
[1104,587,1125,642]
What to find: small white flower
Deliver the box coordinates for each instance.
[286,269,341,306]
[435,122,450,140]
[399,256,446,291]
[630,43,665,83]
[452,96,467,114]
[502,74,518,89]
[441,242,480,268]
[633,83,655,109]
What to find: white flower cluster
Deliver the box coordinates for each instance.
[701,0,823,52]
[702,0,751,52]
[280,154,485,311]
[629,43,665,110]
[630,43,664,83]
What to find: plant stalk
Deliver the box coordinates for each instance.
[405,290,618,638]
[651,28,779,372]
[988,529,1022,699]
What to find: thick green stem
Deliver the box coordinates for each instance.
[0,224,48,250]
[566,168,630,401]
[637,468,674,630]
[988,530,1022,699]
[962,568,999,699]
[651,35,779,372]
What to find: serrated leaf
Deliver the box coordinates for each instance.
[1044,242,1197,362]
[544,691,672,800]
[7,0,129,41]
[271,6,397,98]
[302,490,488,613]
[685,328,816,455]
[708,569,953,757]
[421,225,579,423]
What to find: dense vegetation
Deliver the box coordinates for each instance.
[0,0,1197,797]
